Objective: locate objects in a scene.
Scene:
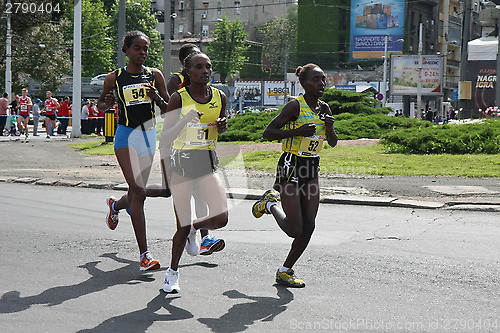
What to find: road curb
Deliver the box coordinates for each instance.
[1,177,499,212]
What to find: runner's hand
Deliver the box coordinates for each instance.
[295,123,316,137]
[104,91,115,108]
[216,117,227,133]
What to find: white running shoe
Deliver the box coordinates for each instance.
[163,268,180,293]
[185,230,199,256]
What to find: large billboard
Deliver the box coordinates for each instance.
[263,81,305,106]
[465,60,496,111]
[350,0,405,60]
[390,55,443,96]
[234,82,262,105]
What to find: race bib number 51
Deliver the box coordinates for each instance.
[122,83,151,106]
[185,122,217,147]
[298,135,324,157]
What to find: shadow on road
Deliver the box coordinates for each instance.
[198,285,294,332]
[0,252,156,314]
[77,294,193,332]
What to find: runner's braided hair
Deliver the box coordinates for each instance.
[183,51,204,69]
[295,63,320,84]
[122,31,150,53]
[179,43,200,62]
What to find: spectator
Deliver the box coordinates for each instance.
[95,100,105,136]
[57,96,71,136]
[0,93,9,135]
[81,100,90,134]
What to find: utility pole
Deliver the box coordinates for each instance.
[283,40,289,105]
[441,0,450,117]
[416,23,423,120]
[163,0,171,79]
[72,0,82,137]
[459,0,472,117]
[5,0,12,102]
[383,34,388,106]
[118,0,126,68]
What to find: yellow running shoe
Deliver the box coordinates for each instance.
[275,269,305,288]
[252,189,280,218]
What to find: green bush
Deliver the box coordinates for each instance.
[380,119,500,154]
[320,88,390,115]
[219,110,279,142]
[334,114,430,139]
[221,110,431,141]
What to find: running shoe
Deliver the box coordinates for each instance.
[275,269,305,288]
[140,251,161,271]
[105,196,119,230]
[199,236,225,255]
[185,230,200,256]
[252,189,280,218]
[163,267,180,293]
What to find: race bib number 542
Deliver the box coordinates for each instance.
[122,83,151,106]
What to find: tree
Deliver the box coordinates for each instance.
[205,16,249,84]
[256,12,297,75]
[14,21,73,93]
[0,0,72,92]
[110,0,162,69]
[80,0,114,77]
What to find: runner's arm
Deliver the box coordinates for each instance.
[263,100,316,140]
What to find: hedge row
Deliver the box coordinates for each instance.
[220,111,430,142]
[380,119,500,154]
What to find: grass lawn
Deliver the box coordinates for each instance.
[71,139,500,177]
[241,145,500,178]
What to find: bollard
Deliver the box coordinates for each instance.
[104,109,115,143]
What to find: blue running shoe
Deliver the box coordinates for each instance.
[199,236,225,255]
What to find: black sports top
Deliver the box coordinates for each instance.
[115,66,156,129]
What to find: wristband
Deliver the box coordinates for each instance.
[157,98,166,107]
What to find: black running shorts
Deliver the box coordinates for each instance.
[274,152,319,190]
[170,149,219,179]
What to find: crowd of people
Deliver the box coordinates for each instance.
[0,91,116,139]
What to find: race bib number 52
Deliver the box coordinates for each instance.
[297,135,324,157]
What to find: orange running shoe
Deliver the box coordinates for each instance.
[105,197,119,230]
[140,251,161,271]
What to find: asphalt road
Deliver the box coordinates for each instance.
[0,183,498,332]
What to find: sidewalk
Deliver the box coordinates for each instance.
[1,135,499,212]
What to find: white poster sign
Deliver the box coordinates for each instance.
[390,55,443,95]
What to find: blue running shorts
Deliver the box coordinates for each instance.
[114,125,156,157]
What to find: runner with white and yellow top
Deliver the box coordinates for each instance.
[162,52,228,293]
[252,63,339,288]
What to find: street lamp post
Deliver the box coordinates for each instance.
[5,0,12,102]
[416,23,424,120]
[382,35,403,107]
[382,35,388,106]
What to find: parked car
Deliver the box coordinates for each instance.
[90,74,107,91]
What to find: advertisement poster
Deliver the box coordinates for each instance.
[350,0,405,59]
[234,81,262,105]
[390,55,443,95]
[263,81,305,106]
[465,60,496,111]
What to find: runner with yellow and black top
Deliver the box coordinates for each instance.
[252,64,339,288]
[97,31,170,272]
[115,66,156,130]
[170,85,222,178]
